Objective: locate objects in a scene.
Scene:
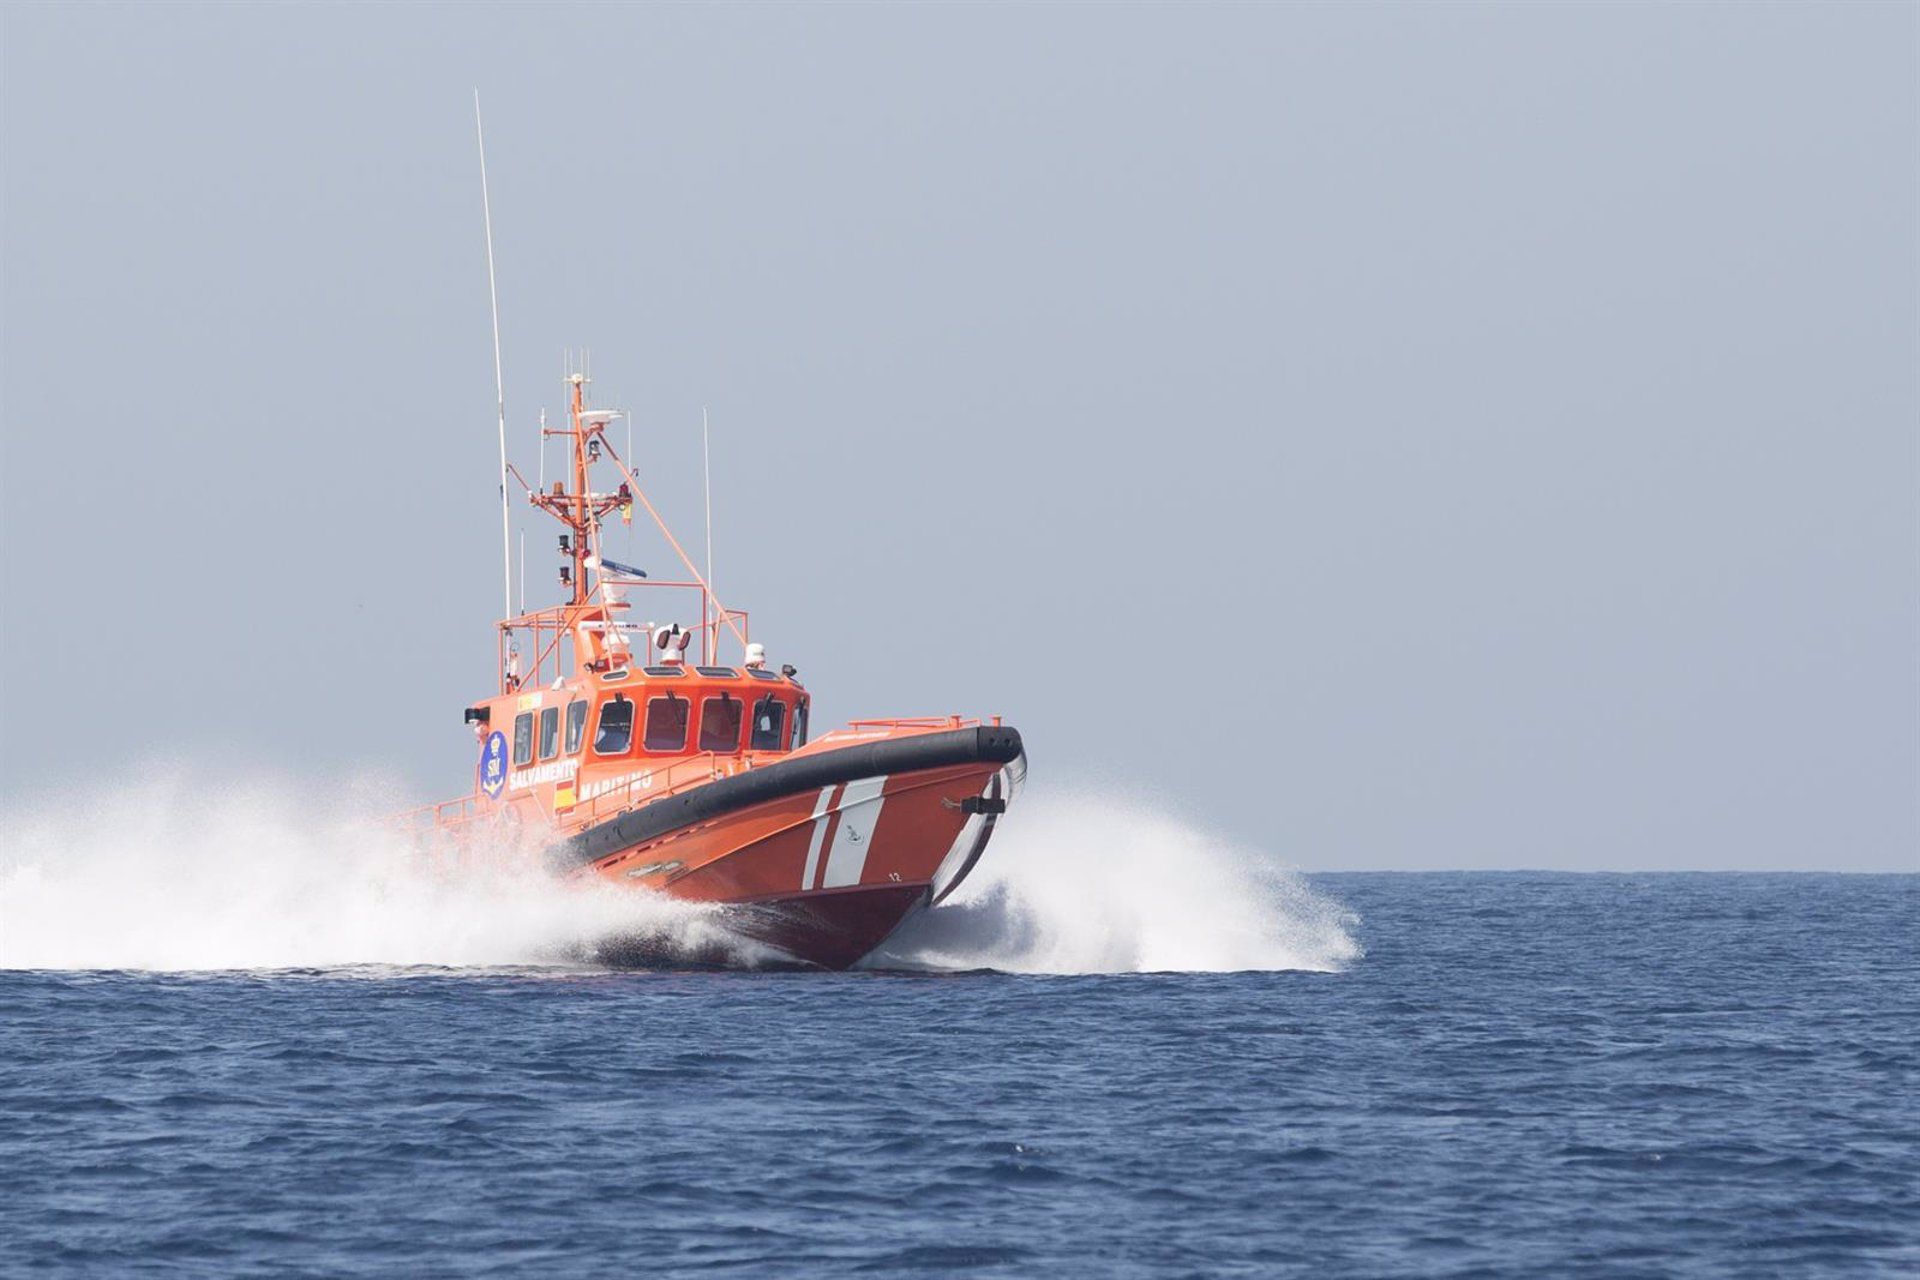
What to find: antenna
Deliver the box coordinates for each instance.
[703,406,714,662]
[474,91,512,621]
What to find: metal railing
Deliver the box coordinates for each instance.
[406,716,991,844]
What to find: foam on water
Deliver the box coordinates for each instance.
[0,773,1358,975]
[872,791,1361,974]
[0,770,753,972]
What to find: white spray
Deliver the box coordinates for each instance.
[0,769,755,972]
[1,773,1359,976]
[871,790,1361,974]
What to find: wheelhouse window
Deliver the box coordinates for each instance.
[538,706,560,760]
[643,694,689,753]
[564,699,589,754]
[751,696,786,751]
[699,694,743,753]
[594,695,634,755]
[512,712,534,766]
[789,700,809,751]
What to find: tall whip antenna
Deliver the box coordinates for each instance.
[702,406,714,659]
[475,90,512,620]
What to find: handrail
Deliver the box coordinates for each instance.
[562,750,744,831]
[393,794,483,830]
[559,718,976,830]
[411,719,979,839]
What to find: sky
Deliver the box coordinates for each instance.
[1,2,1913,871]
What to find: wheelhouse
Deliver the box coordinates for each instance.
[477,666,809,773]
[590,668,808,760]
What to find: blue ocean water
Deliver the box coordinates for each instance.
[2,872,1914,1277]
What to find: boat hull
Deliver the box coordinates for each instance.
[549,725,1025,969]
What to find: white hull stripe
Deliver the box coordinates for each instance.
[821,775,889,889]
[799,785,839,891]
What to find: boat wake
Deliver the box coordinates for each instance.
[0,770,765,972]
[869,792,1361,974]
[1,773,1358,976]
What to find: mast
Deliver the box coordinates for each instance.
[702,406,713,664]
[528,371,620,634]
[513,366,751,685]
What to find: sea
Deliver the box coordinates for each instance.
[1,782,1914,1277]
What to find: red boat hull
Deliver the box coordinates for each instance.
[551,726,1024,968]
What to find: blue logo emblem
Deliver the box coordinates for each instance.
[480,730,508,799]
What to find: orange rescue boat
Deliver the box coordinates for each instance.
[406,368,1025,968]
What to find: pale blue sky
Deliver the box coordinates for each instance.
[2,2,1913,870]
